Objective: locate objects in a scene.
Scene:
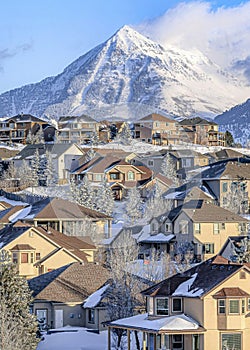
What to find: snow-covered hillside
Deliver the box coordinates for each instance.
[0,25,250,120]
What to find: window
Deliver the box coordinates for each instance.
[36,253,41,261]
[147,297,154,315]
[94,174,102,181]
[156,298,169,315]
[12,252,18,264]
[110,173,119,180]
[240,271,246,279]
[172,334,183,349]
[221,333,241,350]
[30,253,34,264]
[242,299,245,314]
[165,223,172,232]
[218,299,226,314]
[229,300,239,314]
[213,223,220,234]
[203,243,214,254]
[172,298,182,312]
[127,171,135,180]
[29,231,34,237]
[220,223,225,230]
[192,335,200,350]
[148,160,154,167]
[88,309,95,324]
[179,220,188,234]
[222,182,228,192]
[21,253,28,263]
[248,298,250,311]
[194,223,201,234]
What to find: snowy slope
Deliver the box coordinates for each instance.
[215,99,250,145]
[0,25,250,120]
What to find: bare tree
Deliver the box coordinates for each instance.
[160,153,178,185]
[222,180,248,214]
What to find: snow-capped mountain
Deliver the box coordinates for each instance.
[0,25,250,120]
[215,99,250,145]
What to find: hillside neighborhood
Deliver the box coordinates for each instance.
[0,110,249,350]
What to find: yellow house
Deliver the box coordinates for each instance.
[0,222,96,278]
[163,200,248,261]
[108,256,250,350]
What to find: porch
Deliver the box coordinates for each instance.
[108,313,205,350]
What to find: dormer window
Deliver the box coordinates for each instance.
[165,223,171,232]
[127,171,135,180]
[156,298,169,316]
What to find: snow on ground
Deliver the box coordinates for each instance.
[37,327,108,350]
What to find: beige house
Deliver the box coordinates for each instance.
[134,113,181,145]
[23,197,112,239]
[0,222,96,278]
[108,256,250,350]
[165,200,248,261]
[58,115,99,144]
[28,262,110,330]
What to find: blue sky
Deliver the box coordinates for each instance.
[0,0,249,93]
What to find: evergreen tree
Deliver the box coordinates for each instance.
[117,122,133,145]
[231,237,250,263]
[0,250,38,350]
[160,153,178,185]
[19,160,34,188]
[30,149,40,186]
[78,176,95,209]
[34,127,44,144]
[95,177,114,216]
[44,150,58,186]
[225,130,234,147]
[125,187,143,224]
[84,148,96,163]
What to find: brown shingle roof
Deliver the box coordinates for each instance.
[213,287,249,298]
[221,162,250,179]
[140,113,175,123]
[31,262,110,303]
[183,201,248,223]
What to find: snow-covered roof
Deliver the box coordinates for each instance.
[172,273,204,297]
[138,233,175,244]
[110,313,202,332]
[83,284,109,308]
[8,206,32,223]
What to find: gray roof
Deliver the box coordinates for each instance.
[0,225,30,248]
[14,143,83,160]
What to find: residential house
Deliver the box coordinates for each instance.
[0,222,97,278]
[205,149,250,164]
[23,197,112,239]
[108,256,250,350]
[134,113,183,145]
[72,155,152,200]
[58,115,99,144]
[28,262,110,330]
[198,159,250,213]
[164,200,249,261]
[12,143,85,184]
[0,114,55,144]
[179,117,225,146]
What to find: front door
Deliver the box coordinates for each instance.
[55,309,63,328]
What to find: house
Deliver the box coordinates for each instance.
[12,143,85,183]
[134,113,182,145]
[205,149,250,164]
[0,222,97,278]
[199,159,250,213]
[28,262,110,330]
[58,115,99,144]
[72,155,152,200]
[164,200,249,261]
[0,114,55,144]
[108,256,250,350]
[140,173,174,198]
[179,117,225,146]
[23,197,112,239]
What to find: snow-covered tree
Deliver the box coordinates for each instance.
[95,177,114,216]
[34,127,44,144]
[231,237,250,263]
[116,122,133,145]
[44,150,58,186]
[78,176,95,209]
[160,153,178,185]
[0,250,38,350]
[30,149,40,186]
[89,130,99,146]
[106,236,142,349]
[84,148,96,163]
[19,160,34,188]
[144,182,171,219]
[125,187,143,224]
[222,180,248,214]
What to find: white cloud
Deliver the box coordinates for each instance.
[138,1,250,70]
